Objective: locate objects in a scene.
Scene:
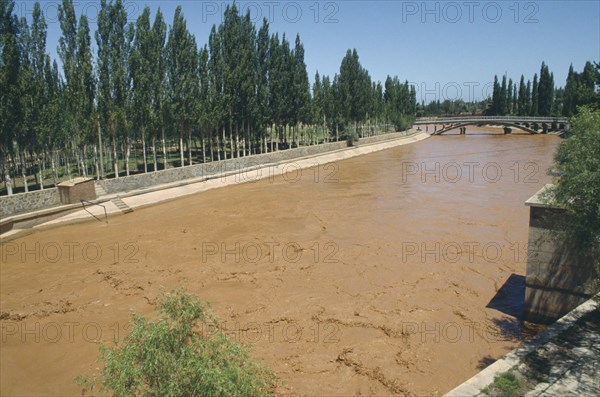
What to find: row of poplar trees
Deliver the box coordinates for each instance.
[488,61,599,117]
[0,0,417,195]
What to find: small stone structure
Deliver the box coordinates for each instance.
[57,177,96,204]
[523,184,598,324]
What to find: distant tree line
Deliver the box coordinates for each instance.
[0,0,417,195]
[487,61,600,117]
[413,62,599,118]
[417,99,488,117]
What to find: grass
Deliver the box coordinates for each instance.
[481,371,522,397]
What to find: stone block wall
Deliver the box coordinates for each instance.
[0,188,61,218]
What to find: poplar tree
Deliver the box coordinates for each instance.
[531,74,539,116]
[538,62,554,116]
[291,34,310,145]
[0,0,20,194]
[507,78,513,115]
[166,6,199,167]
[255,19,270,152]
[499,75,507,115]
[150,8,167,169]
[96,0,130,177]
[197,45,210,162]
[130,7,153,173]
[208,24,225,159]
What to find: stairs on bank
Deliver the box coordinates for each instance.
[95,184,108,198]
[111,197,133,214]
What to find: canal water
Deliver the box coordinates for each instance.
[0,129,560,396]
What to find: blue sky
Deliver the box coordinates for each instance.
[13,0,600,102]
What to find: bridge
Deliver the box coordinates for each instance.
[414,116,570,135]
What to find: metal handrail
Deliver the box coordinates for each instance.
[81,199,108,224]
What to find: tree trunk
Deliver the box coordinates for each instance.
[230,121,235,159]
[81,146,87,178]
[97,118,104,179]
[65,149,72,180]
[3,151,13,195]
[209,129,215,162]
[50,150,57,187]
[37,151,44,190]
[152,137,158,172]
[142,128,147,173]
[94,145,100,181]
[235,123,240,158]
[112,134,119,178]
[222,126,227,160]
[216,130,220,161]
[187,129,193,166]
[179,129,184,167]
[161,127,167,170]
[21,151,28,193]
[201,131,206,163]
[125,138,130,176]
[264,134,268,154]
[75,146,82,176]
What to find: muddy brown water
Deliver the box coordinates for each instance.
[1,129,560,396]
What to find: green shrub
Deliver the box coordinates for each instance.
[77,289,274,397]
[482,371,522,397]
[544,107,600,291]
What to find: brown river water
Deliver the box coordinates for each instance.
[0,128,560,396]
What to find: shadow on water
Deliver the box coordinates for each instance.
[487,273,525,318]
[486,273,546,343]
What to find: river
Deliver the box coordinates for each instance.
[0,128,560,396]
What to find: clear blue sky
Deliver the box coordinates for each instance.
[13,0,600,102]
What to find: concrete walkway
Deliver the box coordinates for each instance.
[1,132,429,240]
[445,294,600,397]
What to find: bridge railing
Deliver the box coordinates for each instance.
[415,116,569,124]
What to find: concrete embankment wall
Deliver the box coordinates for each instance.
[0,131,414,217]
[523,185,598,323]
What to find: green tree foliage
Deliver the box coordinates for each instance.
[1,0,416,195]
[130,7,153,173]
[484,61,598,118]
[166,6,198,166]
[518,75,527,116]
[563,62,600,116]
[96,0,131,177]
[546,107,600,285]
[538,62,554,116]
[507,78,513,115]
[499,75,508,115]
[490,75,501,115]
[1,0,21,193]
[530,73,539,116]
[383,75,416,131]
[255,19,270,151]
[77,289,274,397]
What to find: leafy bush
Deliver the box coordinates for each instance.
[545,107,600,290]
[77,289,274,397]
[481,371,522,397]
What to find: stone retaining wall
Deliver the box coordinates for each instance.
[0,188,61,218]
[98,131,411,195]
